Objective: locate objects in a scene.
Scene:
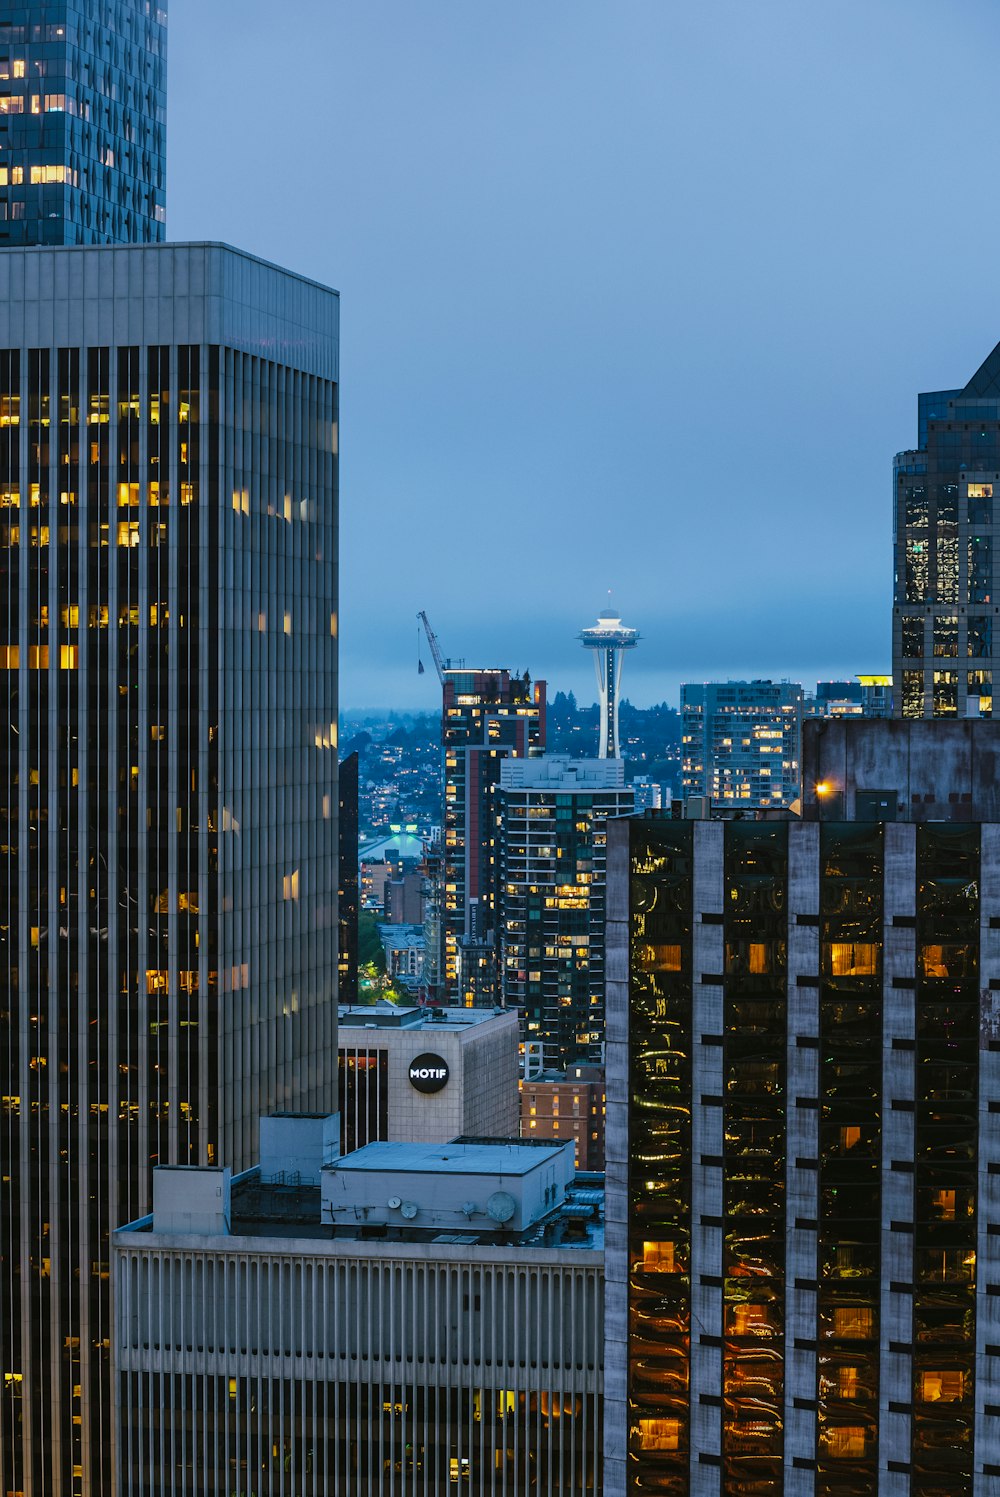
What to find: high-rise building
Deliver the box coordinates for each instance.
[605,718,1000,1496]
[112,1130,604,1496]
[681,679,803,809]
[892,339,1000,720]
[440,666,545,997]
[0,241,339,1495]
[0,0,166,247]
[578,605,640,758]
[338,749,359,1004]
[498,755,633,1069]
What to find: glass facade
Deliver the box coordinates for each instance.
[681,680,803,809]
[611,812,994,1495]
[0,244,339,1496]
[912,824,979,1496]
[626,819,693,1494]
[817,823,883,1495]
[722,822,787,1492]
[0,0,166,246]
[498,761,633,1069]
[439,667,545,1000]
[892,341,1000,719]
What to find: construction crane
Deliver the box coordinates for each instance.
[417,611,447,685]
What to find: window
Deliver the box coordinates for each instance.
[823,1426,867,1459]
[968,482,993,524]
[824,942,878,976]
[902,670,924,719]
[969,536,991,603]
[918,1370,965,1403]
[636,1418,681,1452]
[641,1241,680,1273]
[833,1307,873,1339]
[901,616,924,658]
[932,616,958,657]
[932,671,958,717]
[968,616,992,658]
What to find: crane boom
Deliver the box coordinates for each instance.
[417,611,447,685]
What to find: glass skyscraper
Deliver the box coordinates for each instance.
[0,241,339,1495]
[0,0,166,246]
[893,339,1000,720]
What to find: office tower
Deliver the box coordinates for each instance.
[578,605,640,758]
[0,0,166,247]
[605,718,1000,1497]
[521,1061,606,1169]
[0,242,339,1496]
[681,679,803,809]
[112,1128,604,1496]
[632,774,664,811]
[338,1002,519,1152]
[440,666,545,998]
[498,754,633,1068]
[892,338,1000,720]
[338,749,358,1004]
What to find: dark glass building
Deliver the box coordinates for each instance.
[0,241,339,1496]
[0,0,166,246]
[893,338,1000,720]
[604,719,1000,1497]
[439,665,545,999]
[497,754,633,1069]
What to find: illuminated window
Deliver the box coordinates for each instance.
[0,645,18,668]
[636,1418,681,1452]
[932,1188,956,1221]
[823,1425,867,1459]
[641,1241,679,1273]
[918,1369,965,1403]
[932,616,958,658]
[283,869,300,901]
[635,943,682,972]
[824,942,877,976]
[837,1367,860,1399]
[833,1307,872,1339]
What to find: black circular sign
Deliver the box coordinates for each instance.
[408,1052,450,1094]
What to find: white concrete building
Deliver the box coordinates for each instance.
[338,1003,519,1152]
[112,1127,604,1497]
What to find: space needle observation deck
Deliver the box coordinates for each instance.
[578,605,640,759]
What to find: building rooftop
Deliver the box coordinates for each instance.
[338,1003,509,1032]
[500,754,627,790]
[328,1138,560,1178]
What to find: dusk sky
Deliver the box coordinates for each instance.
[170,1,1000,710]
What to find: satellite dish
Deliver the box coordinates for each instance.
[400,1201,419,1220]
[387,1196,402,1210]
[486,1190,516,1224]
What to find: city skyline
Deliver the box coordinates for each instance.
[166,0,1000,709]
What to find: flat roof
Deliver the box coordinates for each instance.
[327,1139,565,1177]
[338,1004,511,1032]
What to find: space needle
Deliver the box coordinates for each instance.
[578,600,640,759]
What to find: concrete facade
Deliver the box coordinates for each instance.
[338,1004,520,1152]
[112,1144,604,1496]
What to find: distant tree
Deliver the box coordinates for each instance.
[358,912,386,974]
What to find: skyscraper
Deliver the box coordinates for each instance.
[893,339,1000,720]
[0,0,166,247]
[681,679,803,809]
[497,754,633,1068]
[0,241,339,1495]
[605,719,1000,1496]
[439,666,545,998]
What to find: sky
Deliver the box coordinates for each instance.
[169,0,1000,710]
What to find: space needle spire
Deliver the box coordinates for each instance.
[578,597,640,759]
